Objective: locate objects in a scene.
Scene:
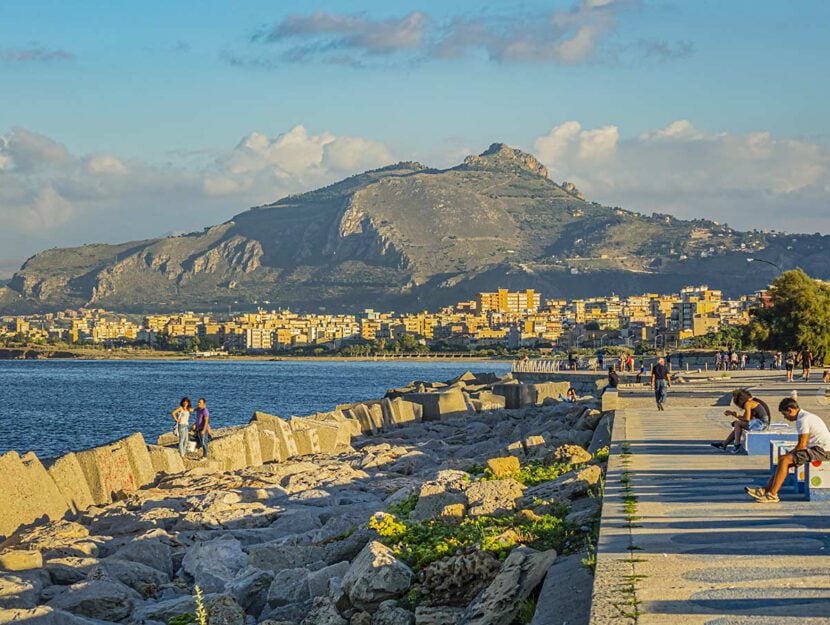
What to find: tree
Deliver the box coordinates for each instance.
[748,269,830,359]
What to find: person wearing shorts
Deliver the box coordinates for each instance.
[745,398,830,503]
[711,389,770,454]
[785,351,795,382]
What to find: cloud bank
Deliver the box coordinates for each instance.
[533,119,830,233]
[237,0,689,67]
[1,120,828,272]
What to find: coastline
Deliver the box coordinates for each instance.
[0,346,510,363]
[0,372,608,624]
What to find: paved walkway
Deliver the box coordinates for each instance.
[591,377,830,625]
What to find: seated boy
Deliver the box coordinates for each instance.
[745,398,830,503]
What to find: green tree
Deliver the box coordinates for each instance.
[748,269,830,359]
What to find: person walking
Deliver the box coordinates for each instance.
[193,397,211,459]
[651,357,671,411]
[171,397,192,458]
[785,351,796,382]
[800,346,814,381]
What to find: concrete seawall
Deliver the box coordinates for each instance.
[0,371,573,542]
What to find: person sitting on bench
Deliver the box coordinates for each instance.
[710,389,770,454]
[745,397,830,503]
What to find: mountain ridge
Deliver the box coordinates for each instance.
[2,143,829,314]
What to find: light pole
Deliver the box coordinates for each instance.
[747,257,783,272]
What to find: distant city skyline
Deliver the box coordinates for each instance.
[1,0,829,269]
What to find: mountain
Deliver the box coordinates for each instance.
[2,143,829,314]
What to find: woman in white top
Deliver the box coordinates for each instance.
[171,397,192,458]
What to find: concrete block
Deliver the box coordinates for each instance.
[601,389,619,412]
[45,452,95,514]
[209,429,248,472]
[183,457,224,472]
[258,429,280,463]
[311,411,354,448]
[368,403,385,432]
[156,431,178,446]
[290,418,340,455]
[120,433,156,488]
[0,451,69,540]
[74,440,141,506]
[492,383,536,409]
[531,382,571,405]
[292,428,321,456]
[146,444,186,475]
[251,412,299,460]
[349,404,377,435]
[473,391,506,411]
[403,389,469,421]
[240,424,263,468]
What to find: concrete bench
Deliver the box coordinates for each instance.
[745,427,798,455]
[769,441,806,495]
[807,459,830,501]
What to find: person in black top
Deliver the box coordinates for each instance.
[710,389,770,454]
[799,346,813,381]
[607,366,619,389]
[651,357,670,410]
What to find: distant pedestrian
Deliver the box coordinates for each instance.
[800,346,814,381]
[785,351,796,382]
[651,357,671,411]
[627,354,635,373]
[740,353,747,370]
[193,397,211,459]
[759,352,766,370]
[171,397,192,458]
[678,352,685,370]
[597,350,604,371]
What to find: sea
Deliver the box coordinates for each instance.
[0,359,511,458]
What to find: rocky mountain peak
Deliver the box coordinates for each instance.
[459,143,549,178]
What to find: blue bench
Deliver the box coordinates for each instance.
[769,441,806,494]
[745,427,798,455]
[807,460,830,501]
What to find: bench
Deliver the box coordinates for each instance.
[769,441,806,494]
[745,426,798,455]
[807,459,830,501]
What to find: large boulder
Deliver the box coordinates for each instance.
[266,567,311,608]
[372,600,415,625]
[457,547,557,625]
[529,554,592,625]
[413,606,464,625]
[182,537,249,593]
[300,596,347,625]
[0,549,43,572]
[0,571,45,609]
[418,550,500,608]
[113,537,174,578]
[409,481,466,523]
[402,390,468,421]
[522,465,602,504]
[342,541,413,611]
[226,566,274,616]
[146,445,186,475]
[465,479,525,517]
[47,578,141,622]
[88,557,169,598]
[205,594,246,625]
[0,606,114,625]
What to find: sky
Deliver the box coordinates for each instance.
[1,0,829,273]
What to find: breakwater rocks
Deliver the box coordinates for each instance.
[0,372,610,625]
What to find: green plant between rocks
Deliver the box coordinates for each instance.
[167,586,207,625]
[370,504,575,570]
[477,460,573,487]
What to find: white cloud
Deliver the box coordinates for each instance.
[0,125,397,260]
[533,119,830,232]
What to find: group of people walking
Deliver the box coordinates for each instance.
[171,397,211,458]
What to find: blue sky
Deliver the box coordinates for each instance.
[1,0,829,267]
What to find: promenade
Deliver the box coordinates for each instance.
[591,371,830,625]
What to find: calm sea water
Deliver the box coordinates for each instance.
[0,359,510,458]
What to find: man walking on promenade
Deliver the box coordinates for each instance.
[746,397,830,503]
[194,397,211,459]
[651,357,671,411]
[799,346,813,381]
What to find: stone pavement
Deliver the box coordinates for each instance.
[590,373,830,625]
